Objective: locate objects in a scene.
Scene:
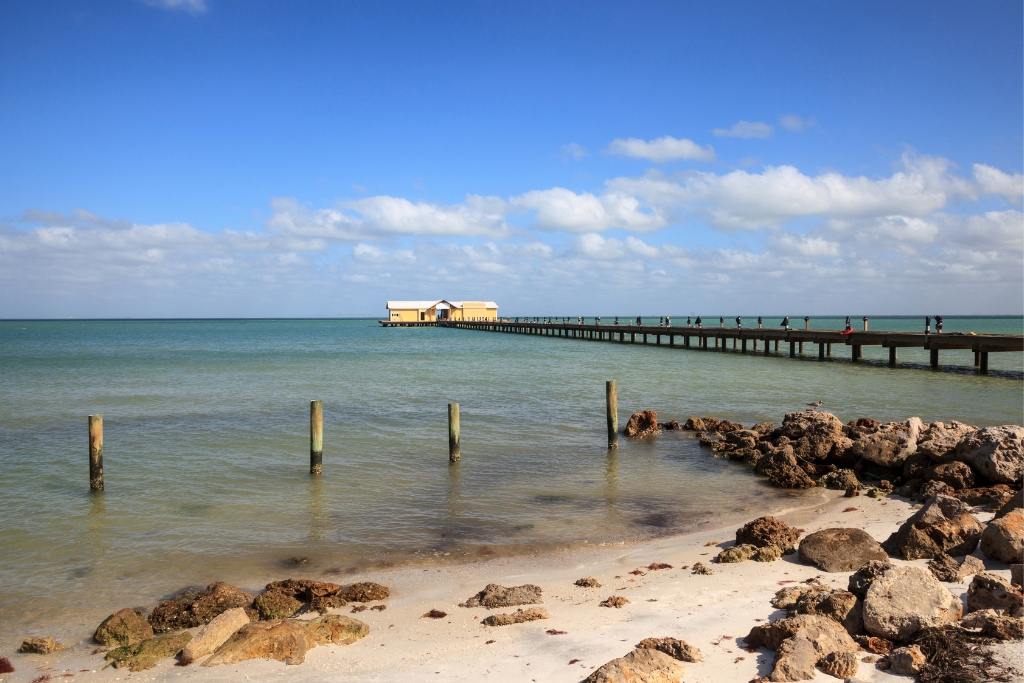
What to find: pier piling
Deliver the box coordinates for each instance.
[606,381,618,449]
[310,400,323,475]
[889,347,897,366]
[448,403,461,462]
[88,414,103,491]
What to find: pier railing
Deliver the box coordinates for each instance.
[435,319,1022,374]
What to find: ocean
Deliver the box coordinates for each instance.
[0,316,1020,649]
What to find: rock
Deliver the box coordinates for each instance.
[772,584,830,610]
[254,591,303,620]
[600,596,629,608]
[305,614,371,645]
[0,657,12,674]
[925,461,976,490]
[897,478,923,498]
[583,647,686,683]
[744,615,858,682]
[624,410,661,438]
[818,469,859,490]
[755,447,797,475]
[106,632,193,672]
[862,566,962,641]
[691,562,713,575]
[953,485,1016,510]
[789,588,863,635]
[180,607,251,664]
[203,614,367,666]
[882,494,983,560]
[954,425,1024,485]
[770,464,816,489]
[717,544,758,563]
[636,637,703,662]
[460,583,542,608]
[980,509,1024,564]
[917,421,976,462]
[755,545,784,562]
[848,418,922,468]
[752,421,775,436]
[798,529,887,572]
[853,634,893,654]
[659,420,681,430]
[819,651,858,678]
[927,552,962,582]
[995,489,1023,519]
[1013,564,1023,587]
[888,645,926,675]
[958,555,986,581]
[848,560,892,600]
[966,573,1024,616]
[684,416,718,431]
[960,609,1024,640]
[481,607,550,626]
[914,479,954,502]
[736,516,803,552]
[336,582,389,603]
[575,577,601,587]
[264,578,340,601]
[18,638,62,654]
[95,607,155,647]
[148,582,254,633]
[902,452,931,481]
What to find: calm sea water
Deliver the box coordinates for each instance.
[0,316,1021,649]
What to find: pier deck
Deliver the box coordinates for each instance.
[437,320,1022,374]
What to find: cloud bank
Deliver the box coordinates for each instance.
[1,151,1021,317]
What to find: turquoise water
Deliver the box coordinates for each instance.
[0,317,1021,649]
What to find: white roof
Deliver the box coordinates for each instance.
[386,300,443,310]
[447,301,498,308]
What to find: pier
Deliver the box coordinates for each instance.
[428,319,1023,374]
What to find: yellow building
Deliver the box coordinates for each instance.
[386,300,443,322]
[446,301,499,321]
[384,299,499,322]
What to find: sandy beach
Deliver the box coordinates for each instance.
[3,485,1019,683]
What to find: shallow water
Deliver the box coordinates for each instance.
[0,316,1020,648]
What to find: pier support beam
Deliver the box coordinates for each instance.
[606,380,618,449]
[310,400,323,475]
[799,341,804,354]
[852,345,862,362]
[827,343,832,357]
[448,403,461,462]
[980,351,989,374]
[889,347,897,367]
[742,339,747,353]
[930,348,939,369]
[819,343,825,359]
[789,341,796,357]
[89,414,103,492]
[774,340,779,353]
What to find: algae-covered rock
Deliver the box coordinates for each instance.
[460,583,542,608]
[636,637,703,662]
[480,607,550,626]
[95,608,155,647]
[254,591,303,620]
[716,544,757,563]
[106,632,192,671]
[18,638,63,654]
[148,582,254,633]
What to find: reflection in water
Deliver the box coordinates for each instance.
[444,461,463,522]
[603,450,623,529]
[307,476,327,542]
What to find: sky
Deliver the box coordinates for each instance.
[0,0,1022,318]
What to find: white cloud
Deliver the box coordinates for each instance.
[973,164,1024,204]
[142,0,207,13]
[606,136,716,162]
[780,115,816,132]
[561,143,588,161]
[346,195,511,239]
[510,188,666,233]
[712,121,774,139]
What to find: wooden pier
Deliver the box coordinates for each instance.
[434,319,1022,374]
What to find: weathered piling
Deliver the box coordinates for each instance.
[89,414,103,491]
[310,400,323,475]
[606,380,618,449]
[448,403,461,462]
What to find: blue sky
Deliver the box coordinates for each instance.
[1,0,1021,317]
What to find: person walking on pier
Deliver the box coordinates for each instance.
[695,316,702,329]
[736,316,742,329]
[781,316,790,330]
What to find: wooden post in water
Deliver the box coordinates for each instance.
[889,347,897,366]
[930,349,939,369]
[980,351,989,374]
[606,381,618,449]
[310,400,323,475]
[448,403,461,462]
[89,414,103,491]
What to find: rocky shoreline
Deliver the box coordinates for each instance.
[2,410,1021,683]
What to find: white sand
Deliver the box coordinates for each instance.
[5,490,1017,683]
